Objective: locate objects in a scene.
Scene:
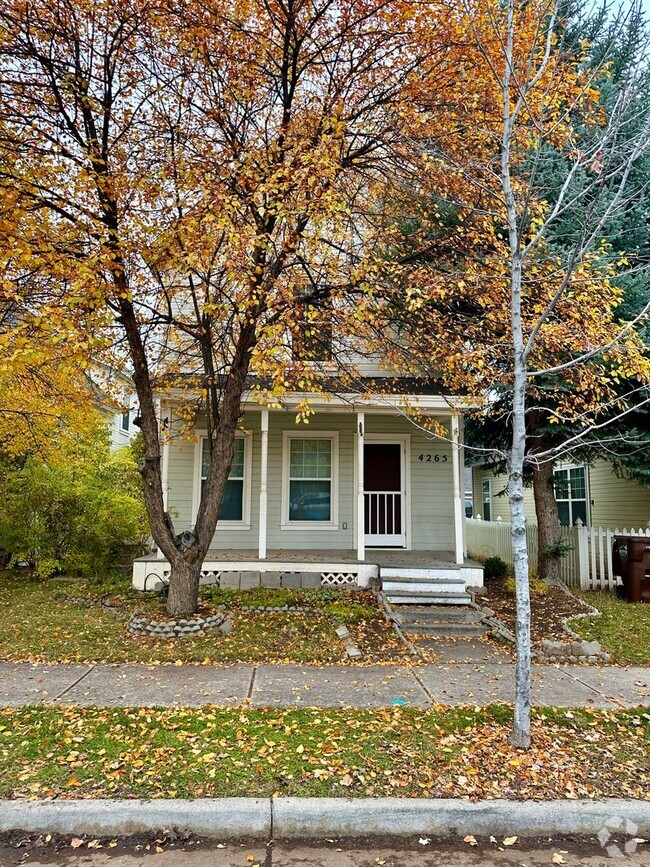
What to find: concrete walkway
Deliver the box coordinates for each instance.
[0,661,647,709]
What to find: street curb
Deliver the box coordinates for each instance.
[0,798,649,838]
[273,797,650,837]
[0,799,270,837]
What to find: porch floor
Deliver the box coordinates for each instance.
[137,549,480,569]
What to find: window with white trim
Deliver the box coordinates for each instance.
[201,437,246,521]
[120,409,130,433]
[554,466,588,527]
[482,479,491,521]
[285,435,336,523]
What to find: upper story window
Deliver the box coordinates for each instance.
[554,466,588,526]
[482,479,491,521]
[292,295,333,362]
[120,409,130,433]
[200,436,248,522]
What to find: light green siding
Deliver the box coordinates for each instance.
[588,460,650,529]
[471,467,537,523]
[165,409,457,551]
[471,460,650,529]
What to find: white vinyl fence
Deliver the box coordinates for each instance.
[465,517,650,590]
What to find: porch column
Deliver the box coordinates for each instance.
[258,409,269,560]
[158,402,171,561]
[356,411,365,560]
[161,404,171,510]
[451,413,464,565]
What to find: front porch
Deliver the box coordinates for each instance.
[132,548,484,592]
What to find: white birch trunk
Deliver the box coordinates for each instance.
[502,0,532,748]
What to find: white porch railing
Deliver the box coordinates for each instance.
[364,491,402,539]
[465,517,650,590]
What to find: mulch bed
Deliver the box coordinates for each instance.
[481,579,594,651]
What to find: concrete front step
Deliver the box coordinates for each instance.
[385,591,471,605]
[403,622,488,637]
[398,607,483,625]
[380,568,463,581]
[382,581,465,596]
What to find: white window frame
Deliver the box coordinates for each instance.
[553,463,590,527]
[192,430,253,529]
[482,479,492,521]
[281,430,339,530]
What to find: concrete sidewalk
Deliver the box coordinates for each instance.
[0,661,647,708]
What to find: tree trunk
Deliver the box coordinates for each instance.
[166,554,203,618]
[532,458,562,583]
[502,0,531,748]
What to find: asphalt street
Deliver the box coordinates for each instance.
[1,837,649,866]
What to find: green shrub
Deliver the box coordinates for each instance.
[483,555,509,581]
[0,429,149,578]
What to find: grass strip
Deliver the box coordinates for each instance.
[570,591,650,665]
[0,705,647,801]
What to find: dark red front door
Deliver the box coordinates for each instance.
[364,443,404,546]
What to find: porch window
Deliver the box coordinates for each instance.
[283,434,338,525]
[482,479,491,521]
[201,436,246,521]
[554,466,588,527]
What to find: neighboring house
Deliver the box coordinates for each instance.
[89,366,138,451]
[105,393,137,452]
[471,460,650,529]
[132,367,484,593]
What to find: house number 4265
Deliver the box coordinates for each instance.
[418,454,448,462]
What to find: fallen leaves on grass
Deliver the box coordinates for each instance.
[482,580,593,652]
[0,576,412,665]
[0,705,647,802]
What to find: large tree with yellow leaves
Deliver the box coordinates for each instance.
[0,0,434,615]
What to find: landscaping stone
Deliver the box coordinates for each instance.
[335,625,350,639]
[300,572,322,589]
[539,636,607,663]
[240,571,261,590]
[261,571,282,588]
[220,572,241,590]
[581,640,602,656]
[281,573,302,589]
[127,610,226,638]
[542,639,569,656]
[220,618,234,635]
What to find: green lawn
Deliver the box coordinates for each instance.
[0,705,646,801]
[570,591,650,665]
[0,572,411,664]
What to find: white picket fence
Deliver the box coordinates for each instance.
[465,517,650,590]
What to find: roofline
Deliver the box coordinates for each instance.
[158,388,474,413]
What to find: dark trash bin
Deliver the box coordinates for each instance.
[612,535,650,603]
